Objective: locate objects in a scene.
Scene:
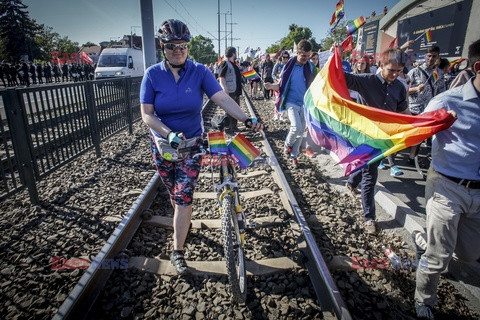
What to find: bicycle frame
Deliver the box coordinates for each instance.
[216,154,246,246]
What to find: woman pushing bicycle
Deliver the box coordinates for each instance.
[140,19,263,275]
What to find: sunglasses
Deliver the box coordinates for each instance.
[164,43,188,51]
[282,56,289,59]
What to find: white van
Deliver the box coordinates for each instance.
[94,46,144,79]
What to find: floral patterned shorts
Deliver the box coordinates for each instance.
[150,135,201,206]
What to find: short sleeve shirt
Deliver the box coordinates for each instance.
[140,59,222,138]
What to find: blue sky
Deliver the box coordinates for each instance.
[24,0,399,55]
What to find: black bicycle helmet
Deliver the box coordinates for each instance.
[159,19,191,43]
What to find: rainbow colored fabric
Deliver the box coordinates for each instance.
[346,16,366,35]
[329,0,345,32]
[228,133,260,169]
[432,69,439,83]
[304,46,456,176]
[424,29,433,43]
[242,69,260,81]
[208,132,228,154]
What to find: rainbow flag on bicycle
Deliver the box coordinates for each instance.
[208,132,228,154]
[228,133,260,169]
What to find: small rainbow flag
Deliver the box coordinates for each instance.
[432,69,439,83]
[330,0,345,26]
[424,29,433,43]
[208,131,228,154]
[242,69,260,81]
[228,133,260,169]
[346,16,366,35]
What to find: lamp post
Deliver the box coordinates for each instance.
[131,26,141,48]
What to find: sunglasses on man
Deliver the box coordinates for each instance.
[164,43,188,51]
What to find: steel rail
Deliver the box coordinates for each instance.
[53,173,162,320]
[242,90,352,320]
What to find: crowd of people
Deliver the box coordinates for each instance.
[0,61,96,87]
[140,16,480,320]
[201,34,480,320]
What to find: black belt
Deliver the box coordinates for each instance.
[438,172,480,189]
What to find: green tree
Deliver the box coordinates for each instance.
[188,35,217,64]
[266,24,321,54]
[56,36,80,56]
[320,21,353,52]
[0,0,39,62]
[82,41,98,47]
[34,24,60,62]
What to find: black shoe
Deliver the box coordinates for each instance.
[170,250,189,275]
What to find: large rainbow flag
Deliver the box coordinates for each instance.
[304,46,456,176]
[242,69,260,81]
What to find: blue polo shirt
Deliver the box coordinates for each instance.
[424,78,480,180]
[140,59,222,138]
[344,72,408,112]
[284,62,307,106]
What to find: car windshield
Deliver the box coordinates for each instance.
[98,54,127,67]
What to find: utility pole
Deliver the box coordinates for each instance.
[217,0,221,58]
[224,12,228,50]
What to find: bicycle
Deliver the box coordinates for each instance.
[181,130,261,303]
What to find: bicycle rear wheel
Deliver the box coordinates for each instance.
[221,194,247,303]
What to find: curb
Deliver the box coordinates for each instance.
[374,181,426,234]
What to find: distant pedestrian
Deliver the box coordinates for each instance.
[218,47,243,131]
[62,63,69,82]
[29,63,37,85]
[36,63,43,84]
[261,54,274,99]
[44,63,52,83]
[53,64,61,83]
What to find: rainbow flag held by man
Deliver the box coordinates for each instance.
[208,131,228,154]
[304,46,456,176]
[242,69,260,81]
[330,0,345,32]
[228,133,260,169]
[424,29,433,43]
[346,16,366,35]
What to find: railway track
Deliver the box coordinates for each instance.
[53,92,351,320]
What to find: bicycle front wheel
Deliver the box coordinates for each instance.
[221,194,247,303]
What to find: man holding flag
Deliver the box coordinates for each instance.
[342,48,411,234]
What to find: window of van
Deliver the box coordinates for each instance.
[98,55,127,67]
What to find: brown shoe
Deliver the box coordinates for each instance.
[364,220,376,234]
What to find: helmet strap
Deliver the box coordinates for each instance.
[163,49,186,69]
[166,58,186,69]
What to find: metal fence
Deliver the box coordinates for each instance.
[0,76,143,203]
